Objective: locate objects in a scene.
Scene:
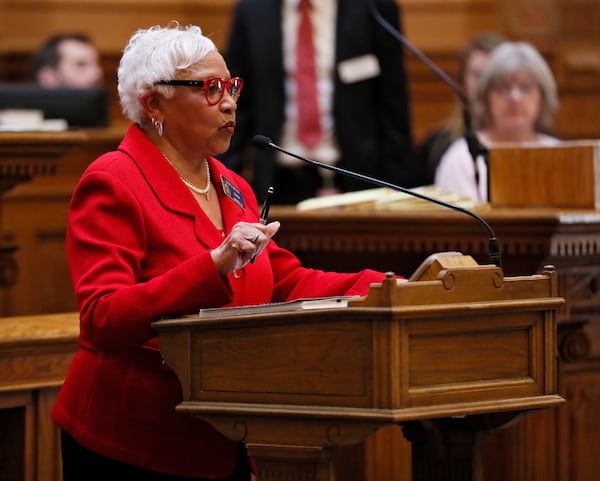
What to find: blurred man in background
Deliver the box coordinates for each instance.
[31,33,104,88]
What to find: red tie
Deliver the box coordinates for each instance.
[296,0,322,148]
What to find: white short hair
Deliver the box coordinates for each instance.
[118,22,217,124]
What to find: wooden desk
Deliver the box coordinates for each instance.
[0,130,86,293]
[0,128,124,316]
[0,128,124,187]
[0,130,118,481]
[270,205,600,481]
[0,312,79,481]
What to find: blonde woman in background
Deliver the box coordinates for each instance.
[435,41,560,203]
[412,32,505,186]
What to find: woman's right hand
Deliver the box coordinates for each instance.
[210,220,280,276]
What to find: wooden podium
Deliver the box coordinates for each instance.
[153,256,564,481]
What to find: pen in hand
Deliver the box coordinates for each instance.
[250,186,274,263]
[259,186,274,225]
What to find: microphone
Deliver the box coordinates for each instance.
[252,135,502,268]
[368,0,488,194]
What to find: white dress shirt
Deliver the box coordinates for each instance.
[278,0,340,170]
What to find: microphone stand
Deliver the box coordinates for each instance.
[253,136,502,268]
[368,0,488,197]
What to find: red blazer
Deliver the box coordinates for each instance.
[51,124,386,478]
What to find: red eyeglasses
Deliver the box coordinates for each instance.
[156,77,244,105]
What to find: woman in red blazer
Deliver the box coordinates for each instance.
[51,22,389,481]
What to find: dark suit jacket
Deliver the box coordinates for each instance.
[220,0,415,202]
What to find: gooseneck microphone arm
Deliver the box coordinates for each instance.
[252,135,501,268]
[369,0,465,103]
[368,0,488,193]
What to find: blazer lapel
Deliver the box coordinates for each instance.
[118,125,224,247]
[211,161,253,235]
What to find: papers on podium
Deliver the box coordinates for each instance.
[198,296,351,318]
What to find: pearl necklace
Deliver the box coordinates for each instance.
[163,154,211,200]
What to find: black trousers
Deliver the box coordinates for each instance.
[60,430,251,481]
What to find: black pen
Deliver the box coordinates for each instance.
[259,186,275,224]
[250,186,274,263]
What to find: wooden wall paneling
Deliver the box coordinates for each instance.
[405,54,457,143]
[0,312,79,481]
[499,0,561,50]
[1,130,122,317]
[3,177,81,316]
[0,0,236,52]
[552,41,600,141]
[483,407,562,481]
[364,425,412,481]
[488,358,600,481]
[0,388,65,481]
[558,362,600,481]
[401,0,502,52]
[36,388,62,481]
[0,391,35,481]
[1,0,600,141]
[555,93,600,141]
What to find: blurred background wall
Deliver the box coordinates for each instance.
[1,0,598,141]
